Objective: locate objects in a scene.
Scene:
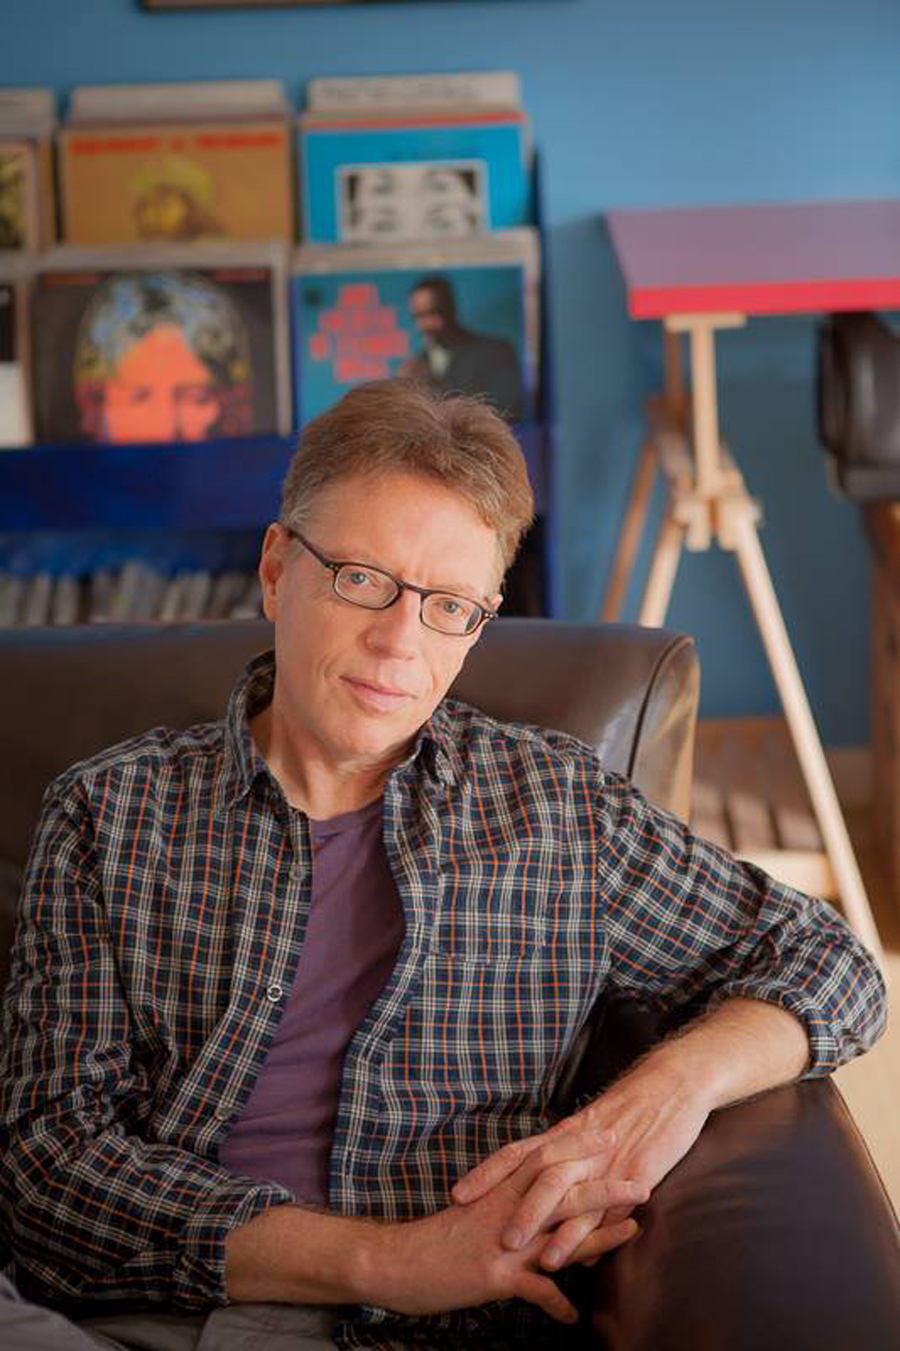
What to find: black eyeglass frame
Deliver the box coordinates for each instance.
[283,526,499,636]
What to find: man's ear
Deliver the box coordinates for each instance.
[259,523,290,622]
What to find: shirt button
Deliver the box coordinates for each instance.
[266,982,284,1003]
[214,1102,232,1121]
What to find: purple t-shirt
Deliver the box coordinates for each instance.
[219,797,404,1205]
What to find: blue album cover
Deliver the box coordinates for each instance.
[292,260,532,426]
[299,116,531,242]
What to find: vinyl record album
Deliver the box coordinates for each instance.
[31,246,290,444]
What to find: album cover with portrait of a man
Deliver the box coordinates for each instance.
[292,228,540,428]
[30,243,291,445]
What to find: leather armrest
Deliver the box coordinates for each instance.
[586,1079,900,1351]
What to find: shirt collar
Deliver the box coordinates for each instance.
[418,700,465,786]
[217,649,277,811]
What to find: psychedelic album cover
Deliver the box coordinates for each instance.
[299,111,531,243]
[31,252,287,444]
[338,160,487,244]
[293,240,536,426]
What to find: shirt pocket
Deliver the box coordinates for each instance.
[405,946,601,1115]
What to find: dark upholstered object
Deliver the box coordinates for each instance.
[0,619,897,1348]
[0,617,698,873]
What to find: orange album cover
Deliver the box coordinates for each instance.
[59,119,295,245]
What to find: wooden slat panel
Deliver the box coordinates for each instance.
[758,719,822,852]
[690,716,835,896]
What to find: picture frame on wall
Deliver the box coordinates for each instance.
[141,1,378,10]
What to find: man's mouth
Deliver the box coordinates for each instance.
[343,676,413,712]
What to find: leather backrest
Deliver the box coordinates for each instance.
[0,618,698,998]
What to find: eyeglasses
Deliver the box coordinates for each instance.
[285,527,497,637]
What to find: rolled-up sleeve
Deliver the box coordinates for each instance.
[0,786,293,1311]
[593,775,887,1075]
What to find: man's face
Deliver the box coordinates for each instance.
[409,287,447,343]
[259,470,503,779]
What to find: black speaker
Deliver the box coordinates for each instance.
[818,311,900,499]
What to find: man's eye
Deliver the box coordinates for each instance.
[439,596,474,618]
[345,569,379,589]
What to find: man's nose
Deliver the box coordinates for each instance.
[364,587,423,655]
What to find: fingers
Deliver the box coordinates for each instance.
[451,1135,540,1204]
[541,1215,640,1271]
[540,1176,647,1230]
[604,1202,637,1223]
[502,1167,643,1252]
[453,1110,615,1205]
[514,1271,579,1325]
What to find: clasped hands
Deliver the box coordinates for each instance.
[384,1062,709,1325]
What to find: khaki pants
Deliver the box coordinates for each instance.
[76,1303,339,1351]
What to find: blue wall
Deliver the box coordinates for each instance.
[5,0,900,744]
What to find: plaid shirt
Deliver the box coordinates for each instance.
[0,651,886,1348]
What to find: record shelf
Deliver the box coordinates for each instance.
[0,418,558,618]
[0,157,559,622]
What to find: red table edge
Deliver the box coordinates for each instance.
[627,277,900,320]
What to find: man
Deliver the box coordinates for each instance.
[399,275,524,422]
[0,380,886,1351]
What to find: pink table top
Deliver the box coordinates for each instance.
[607,199,900,319]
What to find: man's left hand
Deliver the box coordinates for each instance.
[453,997,811,1271]
[451,1058,708,1271]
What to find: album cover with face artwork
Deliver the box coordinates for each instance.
[298,109,532,244]
[30,244,291,445]
[58,118,294,247]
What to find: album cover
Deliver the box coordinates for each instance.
[0,141,40,250]
[31,244,291,444]
[69,80,290,122]
[0,89,57,249]
[0,279,16,362]
[298,109,531,242]
[59,118,295,246]
[0,265,33,446]
[292,231,540,426]
[306,71,521,113]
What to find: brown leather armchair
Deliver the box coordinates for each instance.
[0,619,897,1350]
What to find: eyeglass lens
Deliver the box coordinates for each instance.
[332,564,481,635]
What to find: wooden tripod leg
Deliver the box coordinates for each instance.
[728,506,884,967]
[600,439,658,622]
[639,503,685,628]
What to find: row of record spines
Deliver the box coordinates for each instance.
[0,565,262,628]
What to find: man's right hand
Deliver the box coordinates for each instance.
[358,1167,643,1324]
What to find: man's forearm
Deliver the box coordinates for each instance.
[225,1204,382,1305]
[644,996,810,1113]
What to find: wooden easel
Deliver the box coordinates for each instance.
[602,314,884,967]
